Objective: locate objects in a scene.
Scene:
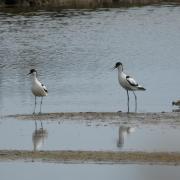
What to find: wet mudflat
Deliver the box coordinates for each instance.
[1,112,180,167]
[1,150,180,165]
[0,112,180,152]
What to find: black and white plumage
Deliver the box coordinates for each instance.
[28,69,48,114]
[114,62,146,112]
[172,100,180,106]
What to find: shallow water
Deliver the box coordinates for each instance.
[0,117,180,152]
[0,161,180,180]
[0,5,180,115]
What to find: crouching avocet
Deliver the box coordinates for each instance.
[28,69,48,114]
[113,62,146,113]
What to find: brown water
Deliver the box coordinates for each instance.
[0,5,180,115]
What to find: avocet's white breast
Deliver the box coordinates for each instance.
[30,71,48,97]
[31,78,48,97]
[118,71,134,90]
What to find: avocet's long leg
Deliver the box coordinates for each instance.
[133,91,137,113]
[126,90,130,113]
[33,96,37,114]
[39,97,43,114]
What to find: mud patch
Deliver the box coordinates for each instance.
[8,112,180,125]
[0,150,180,165]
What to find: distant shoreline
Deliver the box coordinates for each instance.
[0,0,180,9]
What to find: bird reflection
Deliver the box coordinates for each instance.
[117,126,135,148]
[32,121,48,151]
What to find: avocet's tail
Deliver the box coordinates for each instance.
[138,86,146,91]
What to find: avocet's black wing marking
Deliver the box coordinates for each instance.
[41,83,48,93]
[126,76,138,87]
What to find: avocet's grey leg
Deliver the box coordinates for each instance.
[126,90,130,113]
[33,96,37,114]
[39,97,43,114]
[133,91,137,113]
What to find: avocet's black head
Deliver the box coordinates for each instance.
[28,69,37,75]
[113,62,123,70]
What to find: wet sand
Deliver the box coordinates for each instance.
[0,150,180,165]
[8,112,180,125]
[2,112,180,164]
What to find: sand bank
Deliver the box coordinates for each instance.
[8,112,180,125]
[0,150,180,165]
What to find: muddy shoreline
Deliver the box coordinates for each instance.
[8,112,180,125]
[2,112,180,164]
[0,150,180,165]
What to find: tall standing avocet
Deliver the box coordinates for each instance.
[113,62,146,113]
[28,69,48,114]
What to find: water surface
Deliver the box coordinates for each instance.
[0,161,180,180]
[0,5,180,115]
[0,117,180,152]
